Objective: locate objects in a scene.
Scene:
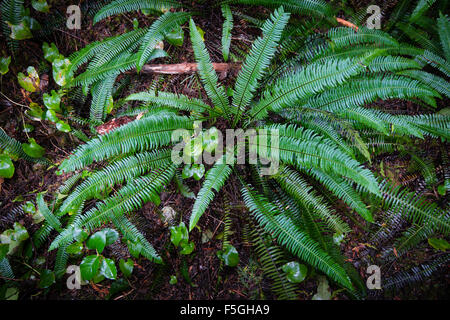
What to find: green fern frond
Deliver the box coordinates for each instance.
[274,166,351,234]
[126,90,219,115]
[241,184,353,290]
[410,0,436,23]
[111,214,162,263]
[307,168,374,222]
[0,258,14,279]
[328,27,399,48]
[380,180,450,235]
[89,76,117,123]
[397,69,450,98]
[59,149,172,215]
[248,223,298,299]
[221,4,233,62]
[0,0,23,52]
[246,56,374,123]
[224,0,334,18]
[136,12,190,72]
[231,6,290,126]
[93,0,182,24]
[36,193,62,232]
[437,13,450,61]
[255,124,380,195]
[59,114,193,173]
[189,18,230,118]
[189,157,234,231]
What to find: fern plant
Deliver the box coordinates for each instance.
[38,5,449,297]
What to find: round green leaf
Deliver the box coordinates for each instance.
[182,164,194,179]
[72,227,88,243]
[80,255,101,281]
[281,261,307,283]
[26,103,44,121]
[119,258,134,278]
[218,245,239,267]
[44,109,59,123]
[42,42,59,63]
[43,90,61,111]
[0,155,15,179]
[56,121,71,133]
[165,24,184,47]
[7,20,33,40]
[38,269,55,288]
[66,242,83,254]
[52,57,71,87]
[22,138,45,158]
[22,201,36,214]
[169,275,178,285]
[0,56,11,75]
[32,0,50,13]
[104,228,119,246]
[100,258,117,280]
[192,164,205,181]
[428,238,450,251]
[170,222,189,247]
[18,67,40,92]
[180,241,195,255]
[87,230,107,253]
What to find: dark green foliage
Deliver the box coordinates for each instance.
[37,3,449,299]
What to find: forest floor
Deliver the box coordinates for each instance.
[0,0,448,300]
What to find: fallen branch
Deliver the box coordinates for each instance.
[128,63,241,75]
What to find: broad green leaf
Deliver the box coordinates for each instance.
[218,245,239,267]
[165,24,184,47]
[26,103,44,121]
[170,222,189,247]
[203,127,219,153]
[44,109,59,123]
[86,230,107,253]
[0,56,11,75]
[100,258,117,280]
[104,228,119,246]
[73,227,88,242]
[43,90,61,111]
[428,238,450,251]
[55,121,71,133]
[52,57,72,86]
[0,155,15,179]
[7,20,33,40]
[169,275,178,285]
[5,287,19,300]
[12,222,29,242]
[66,242,83,254]
[192,164,205,181]
[38,269,55,288]
[183,136,203,162]
[281,261,308,283]
[182,164,194,179]
[23,124,34,133]
[42,42,59,63]
[0,244,9,260]
[18,67,40,92]
[80,255,101,281]
[32,0,50,13]
[119,258,133,278]
[22,138,45,158]
[196,26,205,41]
[180,241,195,255]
